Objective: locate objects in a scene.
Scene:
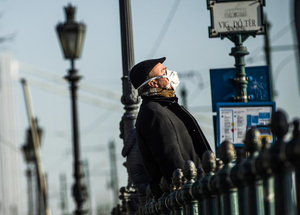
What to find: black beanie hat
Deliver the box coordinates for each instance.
[129,57,166,89]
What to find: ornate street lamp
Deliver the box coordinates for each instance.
[21,119,44,215]
[56,4,87,215]
[56,4,86,60]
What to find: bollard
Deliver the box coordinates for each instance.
[181,160,198,215]
[217,141,239,215]
[191,167,205,215]
[285,119,300,215]
[171,169,184,215]
[242,128,264,215]
[210,160,224,215]
[200,150,217,215]
[230,148,247,215]
[254,138,274,215]
[269,110,296,215]
[158,177,172,215]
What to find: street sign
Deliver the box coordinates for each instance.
[216,102,275,147]
[210,66,272,112]
[207,0,266,38]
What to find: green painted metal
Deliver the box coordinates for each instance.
[295,170,300,215]
[262,177,274,215]
[200,151,217,215]
[171,169,185,215]
[158,177,172,215]
[254,138,275,215]
[285,119,300,215]
[230,148,247,215]
[168,188,182,215]
[242,128,265,215]
[237,188,247,215]
[191,168,205,215]
[210,160,224,215]
[176,189,187,215]
[150,199,160,215]
[144,185,154,215]
[223,34,249,102]
[221,193,239,215]
[181,161,198,215]
[217,141,239,215]
[269,111,296,215]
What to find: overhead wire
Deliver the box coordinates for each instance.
[22,78,123,112]
[273,53,296,84]
[18,62,122,102]
[0,134,21,154]
[81,111,117,136]
[248,20,295,57]
[45,145,106,172]
[147,0,181,58]
[44,149,71,172]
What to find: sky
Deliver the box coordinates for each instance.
[0,0,299,215]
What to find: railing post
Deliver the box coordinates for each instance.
[191,168,205,215]
[165,183,175,214]
[269,111,296,215]
[217,141,239,215]
[210,160,224,215]
[158,177,172,215]
[144,185,153,215]
[150,198,160,215]
[200,151,217,215]
[122,187,138,215]
[254,138,275,215]
[230,148,247,215]
[119,187,126,215]
[172,169,185,215]
[285,119,300,215]
[181,160,198,215]
[242,128,264,215]
[173,169,187,215]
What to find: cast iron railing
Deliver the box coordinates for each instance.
[112,110,300,215]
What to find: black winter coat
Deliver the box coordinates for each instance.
[135,95,211,200]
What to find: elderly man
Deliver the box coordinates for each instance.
[129,57,211,200]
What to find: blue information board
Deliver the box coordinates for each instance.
[210,66,272,112]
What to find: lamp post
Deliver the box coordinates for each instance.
[56,4,87,215]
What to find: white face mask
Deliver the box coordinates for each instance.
[165,69,180,91]
[136,69,180,90]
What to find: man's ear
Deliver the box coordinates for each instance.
[148,80,157,88]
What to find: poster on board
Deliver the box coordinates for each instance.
[216,102,275,147]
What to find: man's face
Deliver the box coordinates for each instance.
[148,63,169,89]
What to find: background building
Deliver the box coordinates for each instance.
[0,54,22,215]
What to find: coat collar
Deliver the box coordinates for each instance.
[141,95,178,104]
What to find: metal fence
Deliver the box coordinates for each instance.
[113,110,300,215]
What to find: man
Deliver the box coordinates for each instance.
[129,57,211,200]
